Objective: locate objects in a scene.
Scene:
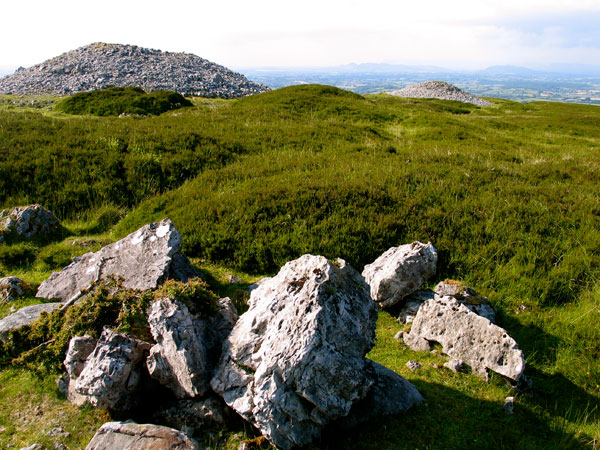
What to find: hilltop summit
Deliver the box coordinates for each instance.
[0,42,269,98]
[388,81,490,106]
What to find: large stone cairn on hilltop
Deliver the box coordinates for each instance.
[0,42,269,98]
[388,81,491,106]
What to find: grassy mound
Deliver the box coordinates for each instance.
[54,86,192,116]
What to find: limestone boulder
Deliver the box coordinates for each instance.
[36,218,197,302]
[336,360,424,429]
[403,296,525,382]
[211,255,378,450]
[362,242,437,308]
[85,421,199,450]
[0,204,61,242]
[153,395,231,433]
[74,328,151,411]
[0,276,33,303]
[0,302,62,343]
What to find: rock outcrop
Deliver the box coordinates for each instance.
[0,276,33,303]
[211,255,415,449]
[85,421,199,450]
[362,242,437,308]
[0,204,61,242]
[153,396,230,433]
[0,302,62,343]
[0,42,269,98]
[73,328,151,411]
[403,296,524,381]
[388,81,491,107]
[36,218,197,302]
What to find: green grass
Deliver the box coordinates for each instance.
[0,85,599,448]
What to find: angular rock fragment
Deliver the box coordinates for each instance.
[146,297,210,398]
[211,255,378,450]
[74,328,151,410]
[0,204,61,242]
[85,421,199,450]
[403,296,524,382]
[362,242,437,308]
[36,218,197,302]
[146,295,238,398]
[0,276,33,303]
[153,395,230,432]
[58,335,99,406]
[0,302,62,343]
[336,361,423,429]
[434,281,496,323]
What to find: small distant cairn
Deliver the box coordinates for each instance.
[388,81,491,106]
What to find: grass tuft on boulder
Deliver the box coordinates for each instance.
[54,86,193,116]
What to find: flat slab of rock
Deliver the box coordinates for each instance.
[0,276,33,303]
[362,242,437,308]
[36,218,197,302]
[85,421,199,450]
[74,328,151,411]
[0,204,61,242]
[0,302,62,343]
[403,296,524,381]
[211,255,378,450]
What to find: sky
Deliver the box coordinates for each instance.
[1,0,600,72]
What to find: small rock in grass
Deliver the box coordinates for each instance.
[503,396,515,414]
[394,330,404,341]
[406,360,422,371]
[444,359,465,373]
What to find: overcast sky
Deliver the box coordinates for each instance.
[1,0,600,71]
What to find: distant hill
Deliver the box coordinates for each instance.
[0,43,269,98]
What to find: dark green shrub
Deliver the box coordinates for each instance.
[0,242,36,267]
[55,87,193,116]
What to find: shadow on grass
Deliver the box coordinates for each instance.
[321,380,592,450]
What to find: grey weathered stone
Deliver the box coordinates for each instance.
[36,218,197,302]
[396,290,435,324]
[406,360,422,371]
[0,42,268,99]
[362,242,438,308]
[434,281,496,323]
[0,204,61,242]
[403,296,525,382]
[0,302,62,343]
[147,297,210,398]
[153,395,230,432]
[444,359,465,373]
[211,255,378,450]
[337,361,423,429]
[388,81,491,107]
[85,421,199,450]
[0,276,33,303]
[74,328,151,411]
[19,445,44,450]
[64,335,98,379]
[503,396,515,414]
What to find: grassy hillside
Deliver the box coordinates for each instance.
[0,86,599,448]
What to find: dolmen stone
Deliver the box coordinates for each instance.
[211,254,420,449]
[85,421,199,450]
[0,302,62,343]
[0,276,33,303]
[403,295,525,382]
[362,242,437,308]
[36,218,197,302]
[0,204,61,242]
[71,328,151,411]
[58,335,98,406]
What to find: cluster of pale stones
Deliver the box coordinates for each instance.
[1,210,525,449]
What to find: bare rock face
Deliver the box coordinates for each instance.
[74,328,151,411]
[0,204,61,242]
[36,218,197,302]
[211,255,378,450]
[403,296,525,382]
[58,335,99,407]
[146,295,238,398]
[0,276,33,303]
[336,360,424,429]
[0,302,62,343]
[362,242,438,308]
[147,297,210,398]
[153,396,230,433]
[85,421,199,450]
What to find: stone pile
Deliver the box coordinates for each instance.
[0,42,269,98]
[388,81,491,106]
